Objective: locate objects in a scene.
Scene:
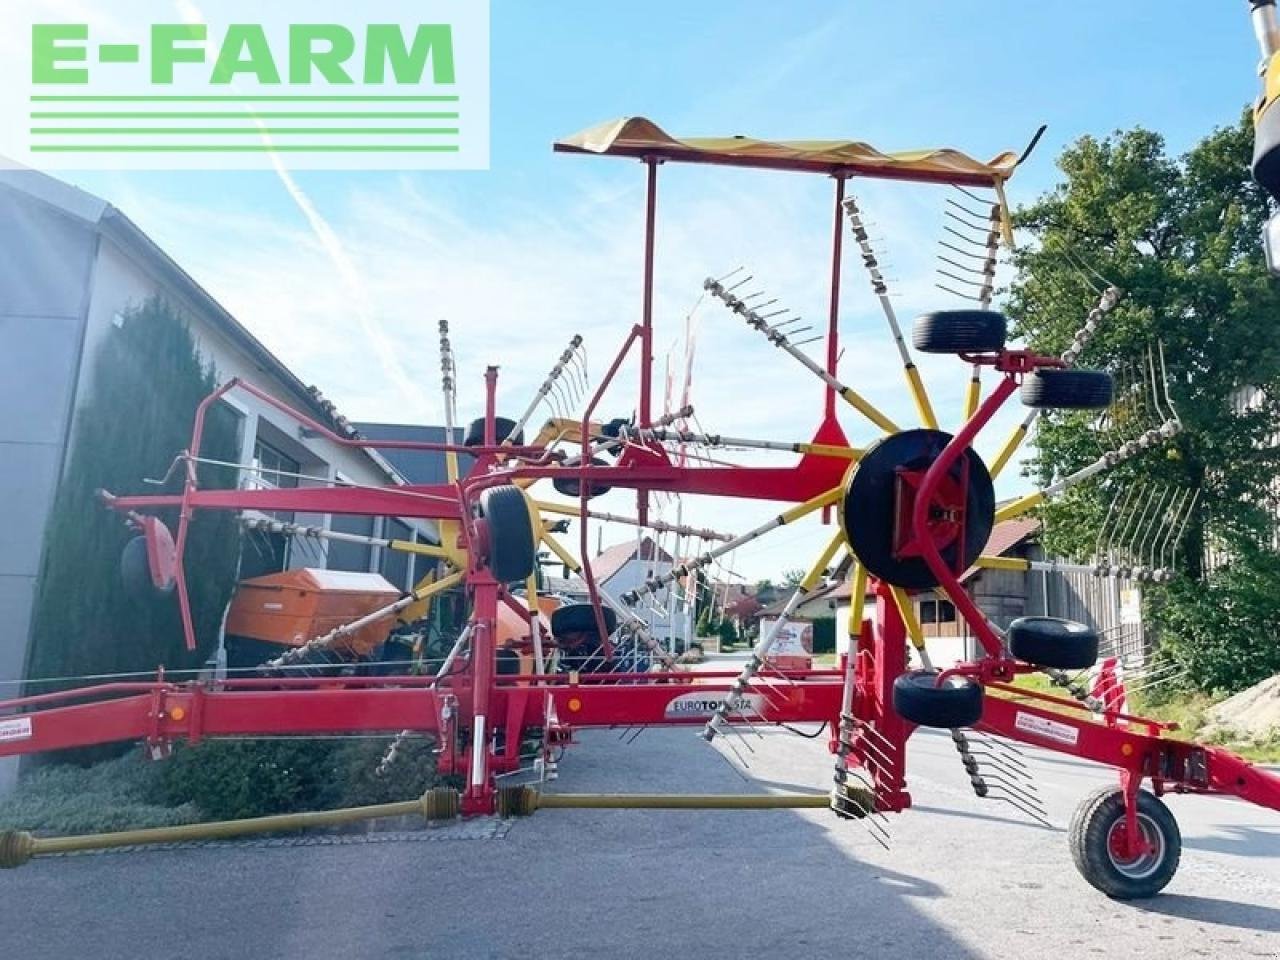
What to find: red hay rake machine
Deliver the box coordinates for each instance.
[2,115,1278,901]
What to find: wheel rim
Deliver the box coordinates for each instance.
[1106,813,1165,880]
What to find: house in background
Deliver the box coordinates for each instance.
[589,536,693,652]
[826,515,1146,667]
[827,516,1041,667]
[0,167,434,790]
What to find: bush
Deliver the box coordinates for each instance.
[152,740,343,820]
[0,753,200,834]
[331,737,454,807]
[27,298,241,701]
[810,619,836,655]
[2,736,453,834]
[151,736,450,821]
[1147,545,1280,695]
[717,620,738,647]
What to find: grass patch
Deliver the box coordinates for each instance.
[0,737,458,836]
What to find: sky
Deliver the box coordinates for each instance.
[14,1,1266,581]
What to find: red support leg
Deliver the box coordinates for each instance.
[463,571,498,815]
[849,580,912,812]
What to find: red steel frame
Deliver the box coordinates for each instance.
[6,340,1280,822]
[3,144,1278,830]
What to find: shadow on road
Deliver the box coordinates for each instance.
[1137,893,1280,932]
[911,802,1060,833]
[1184,823,1280,859]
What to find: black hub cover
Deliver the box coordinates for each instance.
[840,428,995,590]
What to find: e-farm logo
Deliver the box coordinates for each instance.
[5,1,489,170]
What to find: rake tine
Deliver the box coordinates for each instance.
[710,727,750,767]
[953,184,998,205]
[1171,487,1200,570]
[988,791,1053,828]
[945,197,997,221]
[939,239,990,262]
[722,717,756,756]
[938,254,991,277]
[1157,341,1179,421]
[944,208,994,234]
[943,225,991,248]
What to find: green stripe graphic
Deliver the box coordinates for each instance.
[32,112,459,119]
[30,144,462,153]
[32,128,460,136]
[30,95,460,102]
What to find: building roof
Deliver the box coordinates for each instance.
[356,423,474,485]
[590,536,674,584]
[960,516,1040,582]
[757,579,843,620]
[542,575,589,596]
[0,164,403,485]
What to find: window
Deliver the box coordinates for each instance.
[328,514,375,572]
[918,599,957,625]
[238,438,303,575]
[252,438,300,491]
[381,519,412,589]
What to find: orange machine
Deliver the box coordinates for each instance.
[225,568,401,663]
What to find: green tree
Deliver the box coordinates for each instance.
[1008,111,1280,692]
[26,298,242,691]
[781,568,805,589]
[716,618,738,649]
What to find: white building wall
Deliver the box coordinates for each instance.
[76,235,429,581]
[598,558,692,649]
[833,599,969,669]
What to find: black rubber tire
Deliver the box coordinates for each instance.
[464,417,523,447]
[892,670,984,728]
[912,310,1007,354]
[1069,786,1181,899]
[224,635,285,671]
[601,417,631,439]
[1021,369,1113,410]
[480,485,536,582]
[120,535,173,596]
[1008,616,1099,670]
[495,648,522,677]
[552,456,613,499]
[841,429,995,590]
[550,602,618,638]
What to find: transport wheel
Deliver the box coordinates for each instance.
[1008,616,1099,670]
[892,669,984,728]
[480,485,536,582]
[552,456,613,499]
[550,602,618,637]
[496,648,522,676]
[841,429,995,590]
[1069,787,1181,899]
[911,310,1007,354]
[464,417,523,447]
[120,536,173,596]
[1020,369,1113,410]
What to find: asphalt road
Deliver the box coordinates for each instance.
[1,686,1278,959]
